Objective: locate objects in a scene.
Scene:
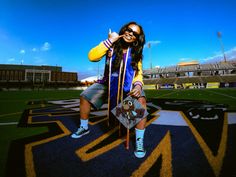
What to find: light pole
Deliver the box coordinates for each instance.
[217,32,227,62]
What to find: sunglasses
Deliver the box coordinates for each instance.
[125,27,140,38]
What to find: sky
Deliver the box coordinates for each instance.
[0,0,236,79]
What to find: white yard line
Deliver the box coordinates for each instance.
[156,90,181,98]
[0,112,22,118]
[62,103,80,108]
[0,122,18,125]
[204,89,236,100]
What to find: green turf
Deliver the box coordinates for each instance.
[145,88,236,110]
[0,88,236,177]
[0,90,83,115]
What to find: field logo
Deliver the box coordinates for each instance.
[6,98,235,177]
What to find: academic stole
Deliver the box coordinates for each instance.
[107,48,131,127]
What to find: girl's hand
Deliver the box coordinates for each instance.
[108,29,124,43]
[128,85,142,98]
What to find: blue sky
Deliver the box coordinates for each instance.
[0,0,235,79]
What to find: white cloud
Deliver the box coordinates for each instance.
[20,49,25,54]
[41,42,51,51]
[32,48,37,52]
[179,58,190,61]
[201,46,236,63]
[8,58,15,62]
[225,46,236,60]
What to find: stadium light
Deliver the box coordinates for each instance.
[217,32,227,62]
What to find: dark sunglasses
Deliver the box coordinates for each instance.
[126,27,140,38]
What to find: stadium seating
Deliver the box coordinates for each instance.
[143,60,236,89]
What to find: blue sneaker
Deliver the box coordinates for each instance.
[71,127,90,139]
[134,138,146,158]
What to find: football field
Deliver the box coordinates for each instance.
[0,88,236,177]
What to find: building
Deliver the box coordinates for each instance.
[0,64,78,89]
[0,64,77,83]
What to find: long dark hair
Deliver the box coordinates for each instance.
[110,21,145,72]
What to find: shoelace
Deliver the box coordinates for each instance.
[136,139,144,151]
[76,127,85,134]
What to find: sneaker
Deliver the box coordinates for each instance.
[71,127,90,139]
[134,138,146,158]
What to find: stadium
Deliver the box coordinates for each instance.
[1,59,236,90]
[1,0,236,176]
[0,58,236,177]
[143,59,236,89]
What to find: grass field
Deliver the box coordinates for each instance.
[0,88,236,177]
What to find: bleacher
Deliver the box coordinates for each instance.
[144,60,236,75]
[175,77,202,85]
[200,76,222,83]
[177,65,199,72]
[143,60,236,89]
[220,75,236,83]
[156,78,177,84]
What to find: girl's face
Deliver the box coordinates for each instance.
[122,24,140,43]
